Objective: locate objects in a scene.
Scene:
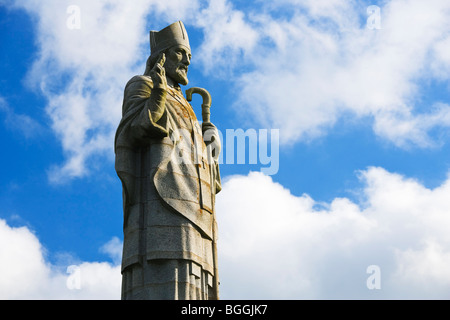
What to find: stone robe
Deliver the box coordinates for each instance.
[115,75,221,299]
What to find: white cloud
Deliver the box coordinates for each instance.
[0,96,44,139]
[216,168,450,299]
[0,219,121,299]
[193,0,260,72]
[393,240,450,294]
[7,0,450,183]
[7,0,202,183]
[100,236,123,266]
[0,219,49,299]
[225,0,450,147]
[2,166,450,299]
[6,0,450,184]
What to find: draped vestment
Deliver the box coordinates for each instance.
[115,75,221,299]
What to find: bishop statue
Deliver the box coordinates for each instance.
[115,21,221,300]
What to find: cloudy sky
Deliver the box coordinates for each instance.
[1,0,450,299]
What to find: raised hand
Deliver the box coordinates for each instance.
[150,53,167,91]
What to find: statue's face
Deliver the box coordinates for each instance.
[165,45,191,86]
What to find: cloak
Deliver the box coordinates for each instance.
[115,75,221,271]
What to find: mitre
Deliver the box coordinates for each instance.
[150,21,191,56]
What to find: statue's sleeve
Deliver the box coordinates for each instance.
[115,76,169,222]
[122,76,169,146]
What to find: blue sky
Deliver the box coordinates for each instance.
[1,0,450,299]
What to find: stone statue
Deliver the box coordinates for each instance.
[114,21,222,300]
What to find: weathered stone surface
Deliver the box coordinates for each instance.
[115,20,221,300]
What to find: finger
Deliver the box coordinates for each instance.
[157,53,166,67]
[153,53,166,75]
[153,63,164,74]
[150,69,164,82]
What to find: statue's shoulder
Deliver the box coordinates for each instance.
[125,75,154,91]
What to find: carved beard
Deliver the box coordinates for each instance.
[166,63,189,86]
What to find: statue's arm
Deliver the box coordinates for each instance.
[123,54,171,146]
[123,76,169,145]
